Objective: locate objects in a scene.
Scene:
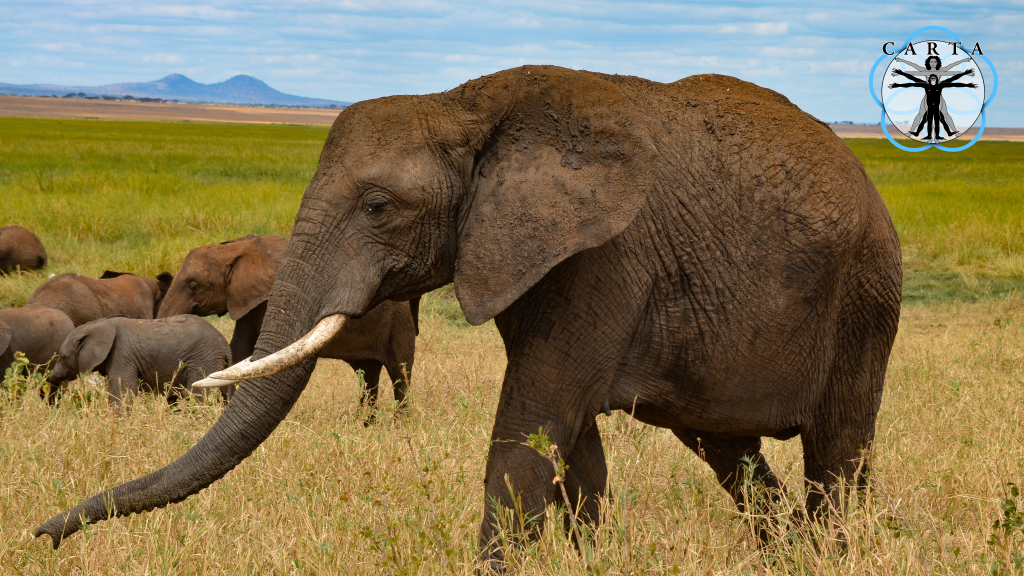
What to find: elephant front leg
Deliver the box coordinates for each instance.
[561,418,608,545]
[479,427,560,568]
[229,302,266,364]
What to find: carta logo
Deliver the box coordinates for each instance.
[870,26,998,152]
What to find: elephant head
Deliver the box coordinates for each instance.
[46,320,116,389]
[35,65,658,547]
[158,236,288,320]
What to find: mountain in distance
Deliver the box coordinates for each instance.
[0,74,348,108]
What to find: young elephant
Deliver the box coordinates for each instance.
[158,235,417,419]
[0,307,74,370]
[27,270,174,326]
[0,225,47,273]
[45,315,231,408]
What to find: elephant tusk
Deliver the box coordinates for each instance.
[192,314,347,388]
[193,371,246,389]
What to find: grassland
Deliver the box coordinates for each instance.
[1,117,1024,574]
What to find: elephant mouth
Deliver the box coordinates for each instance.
[194,314,347,388]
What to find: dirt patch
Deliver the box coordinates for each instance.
[0,95,340,125]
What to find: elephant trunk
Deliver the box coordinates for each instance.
[35,263,328,549]
[154,285,190,318]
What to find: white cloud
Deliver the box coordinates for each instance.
[143,53,184,64]
[762,46,814,57]
[145,5,238,19]
[37,42,81,52]
[269,67,321,78]
[754,22,788,35]
[443,53,487,63]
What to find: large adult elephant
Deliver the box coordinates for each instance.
[35,66,902,559]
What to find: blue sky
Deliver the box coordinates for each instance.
[2,1,1021,125]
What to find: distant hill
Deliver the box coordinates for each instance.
[0,74,348,108]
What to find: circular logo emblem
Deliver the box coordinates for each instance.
[880,41,985,143]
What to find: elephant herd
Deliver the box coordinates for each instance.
[1,232,417,413]
[23,66,902,568]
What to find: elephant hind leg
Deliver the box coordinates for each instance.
[348,360,383,425]
[800,336,889,520]
[181,365,221,404]
[673,429,785,542]
[801,254,899,521]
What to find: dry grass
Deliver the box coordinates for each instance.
[2,293,1024,575]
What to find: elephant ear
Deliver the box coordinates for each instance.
[0,318,11,357]
[100,270,130,279]
[226,237,286,321]
[77,321,116,374]
[156,272,174,297]
[453,66,656,325]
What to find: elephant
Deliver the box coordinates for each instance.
[0,307,74,371]
[27,270,174,326]
[44,315,232,408]
[35,65,902,561]
[156,235,418,414]
[0,225,47,273]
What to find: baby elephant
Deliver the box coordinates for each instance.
[0,307,74,371]
[28,270,174,326]
[46,315,231,408]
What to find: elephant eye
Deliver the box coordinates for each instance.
[187,281,199,293]
[365,198,390,217]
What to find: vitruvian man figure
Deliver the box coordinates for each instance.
[889,68,977,141]
[893,55,973,137]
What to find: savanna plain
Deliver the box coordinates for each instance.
[2,117,1024,575]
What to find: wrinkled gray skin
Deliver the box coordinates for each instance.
[0,225,47,273]
[27,271,174,327]
[0,307,74,371]
[45,315,231,408]
[36,66,902,562]
[157,235,417,413]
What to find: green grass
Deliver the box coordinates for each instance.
[1,116,328,306]
[846,138,1024,303]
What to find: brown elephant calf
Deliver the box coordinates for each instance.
[45,315,231,408]
[27,270,173,326]
[158,235,417,421]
